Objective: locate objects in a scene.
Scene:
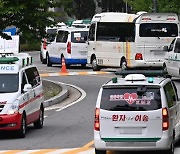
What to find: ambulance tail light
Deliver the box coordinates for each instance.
[94,108,100,131]
[135,53,143,60]
[67,42,71,54]
[162,107,169,131]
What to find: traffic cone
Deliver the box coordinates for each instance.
[61,57,68,73]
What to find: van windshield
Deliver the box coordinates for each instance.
[71,31,88,43]
[96,22,135,42]
[100,86,161,111]
[0,74,19,93]
[139,23,178,37]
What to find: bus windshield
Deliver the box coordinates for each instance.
[139,23,178,37]
[96,22,135,42]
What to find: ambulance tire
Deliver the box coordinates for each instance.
[17,114,26,138]
[92,57,100,71]
[34,107,44,129]
[95,148,106,154]
[47,53,52,67]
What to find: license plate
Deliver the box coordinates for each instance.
[80,51,87,55]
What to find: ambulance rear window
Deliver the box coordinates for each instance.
[0,74,19,93]
[101,86,161,111]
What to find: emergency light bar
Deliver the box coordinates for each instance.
[0,57,19,64]
[115,70,168,78]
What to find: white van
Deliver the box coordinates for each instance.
[94,73,180,154]
[0,53,44,138]
[46,27,89,67]
[87,12,179,71]
[164,36,180,77]
[40,23,67,64]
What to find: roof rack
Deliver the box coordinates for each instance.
[115,70,168,78]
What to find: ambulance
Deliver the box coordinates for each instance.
[0,53,44,138]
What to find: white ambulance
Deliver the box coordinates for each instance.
[94,73,180,154]
[0,53,44,138]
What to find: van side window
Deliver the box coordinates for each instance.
[164,82,176,107]
[62,31,68,43]
[88,24,95,41]
[174,38,180,53]
[56,31,64,43]
[25,67,40,87]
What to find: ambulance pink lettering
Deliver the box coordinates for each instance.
[135,115,149,122]
[112,114,126,121]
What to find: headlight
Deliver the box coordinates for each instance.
[7,100,19,115]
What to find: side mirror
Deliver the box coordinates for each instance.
[23,84,32,92]
[163,46,169,51]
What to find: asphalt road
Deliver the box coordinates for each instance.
[1,51,180,154]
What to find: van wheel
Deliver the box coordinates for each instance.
[120,58,127,71]
[34,107,44,129]
[42,58,47,64]
[92,57,100,71]
[95,148,106,154]
[47,54,52,67]
[17,115,26,138]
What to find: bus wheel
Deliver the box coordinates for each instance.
[120,59,127,71]
[92,57,100,71]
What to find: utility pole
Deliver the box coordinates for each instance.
[153,0,158,13]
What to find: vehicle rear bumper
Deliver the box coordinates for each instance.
[129,60,163,68]
[94,131,172,151]
[0,113,22,130]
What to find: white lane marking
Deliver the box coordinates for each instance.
[56,83,86,112]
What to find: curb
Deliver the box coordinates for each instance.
[42,79,69,108]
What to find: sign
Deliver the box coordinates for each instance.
[0,35,19,53]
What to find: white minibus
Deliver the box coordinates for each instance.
[87,12,179,71]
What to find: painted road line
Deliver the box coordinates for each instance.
[0,148,95,154]
[40,71,112,77]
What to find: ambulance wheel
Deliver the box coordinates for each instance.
[92,57,100,71]
[34,106,44,129]
[47,53,52,67]
[17,115,26,138]
[95,148,106,154]
[120,58,127,71]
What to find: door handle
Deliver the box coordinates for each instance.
[93,48,95,50]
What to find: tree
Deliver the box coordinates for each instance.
[62,0,96,19]
[97,0,130,13]
[0,0,61,40]
[124,0,180,14]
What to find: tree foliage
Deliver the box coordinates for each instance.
[0,0,60,40]
[61,0,96,19]
[124,0,180,14]
[97,0,129,12]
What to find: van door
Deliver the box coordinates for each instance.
[70,30,88,60]
[99,86,163,142]
[87,23,96,64]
